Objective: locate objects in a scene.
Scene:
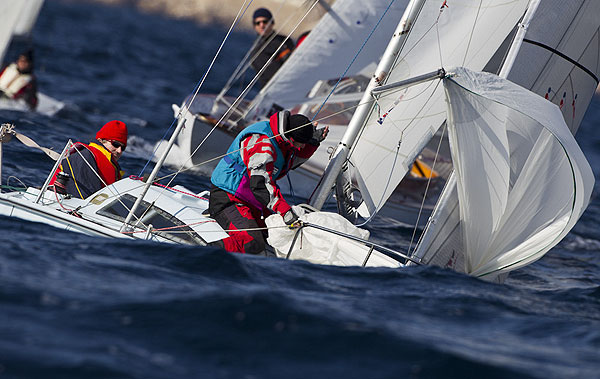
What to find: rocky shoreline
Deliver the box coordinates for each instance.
[80,0,325,37]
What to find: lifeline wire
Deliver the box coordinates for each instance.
[308,0,398,123]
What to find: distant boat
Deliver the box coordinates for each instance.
[0,0,64,116]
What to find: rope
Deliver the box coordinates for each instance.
[64,155,84,199]
[408,121,447,256]
[176,0,322,179]
[308,0,398,123]
[121,221,287,235]
[138,0,256,177]
[71,92,395,216]
[149,0,322,210]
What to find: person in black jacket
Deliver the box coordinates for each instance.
[49,120,128,199]
[250,8,295,86]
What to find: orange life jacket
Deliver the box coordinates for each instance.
[49,142,122,187]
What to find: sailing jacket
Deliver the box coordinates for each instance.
[0,63,38,109]
[210,112,317,216]
[49,141,123,199]
[250,32,295,86]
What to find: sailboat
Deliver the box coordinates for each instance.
[0,0,64,115]
[0,0,596,282]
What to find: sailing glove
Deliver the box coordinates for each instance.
[309,127,328,146]
[283,209,301,228]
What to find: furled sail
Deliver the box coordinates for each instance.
[412,0,600,280]
[347,0,530,216]
[441,67,594,277]
[247,0,409,119]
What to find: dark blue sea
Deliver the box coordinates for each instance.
[0,1,599,378]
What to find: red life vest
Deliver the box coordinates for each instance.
[49,142,122,187]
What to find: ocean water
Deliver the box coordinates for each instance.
[0,1,599,378]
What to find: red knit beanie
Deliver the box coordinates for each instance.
[95,120,128,146]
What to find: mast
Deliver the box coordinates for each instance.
[310,0,426,210]
[120,116,186,231]
[498,0,541,78]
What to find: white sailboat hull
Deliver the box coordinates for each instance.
[0,177,229,245]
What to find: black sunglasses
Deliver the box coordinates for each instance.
[110,140,126,150]
[254,19,270,26]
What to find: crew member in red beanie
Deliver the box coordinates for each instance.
[49,120,128,198]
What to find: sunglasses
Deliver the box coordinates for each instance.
[110,140,126,151]
[254,19,270,26]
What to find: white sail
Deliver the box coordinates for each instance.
[412,0,600,279]
[12,0,45,38]
[504,0,600,134]
[0,1,27,63]
[347,0,530,216]
[248,0,409,118]
[442,67,594,277]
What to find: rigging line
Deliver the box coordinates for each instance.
[217,0,300,102]
[408,119,447,256]
[218,0,322,128]
[461,0,483,66]
[435,14,443,68]
[156,90,404,181]
[354,78,442,226]
[92,93,392,208]
[308,0,398,123]
[163,0,321,191]
[523,38,600,84]
[387,2,439,76]
[67,143,147,227]
[137,0,254,177]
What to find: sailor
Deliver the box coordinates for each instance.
[209,111,328,255]
[49,120,128,199]
[0,50,38,110]
[250,7,295,86]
